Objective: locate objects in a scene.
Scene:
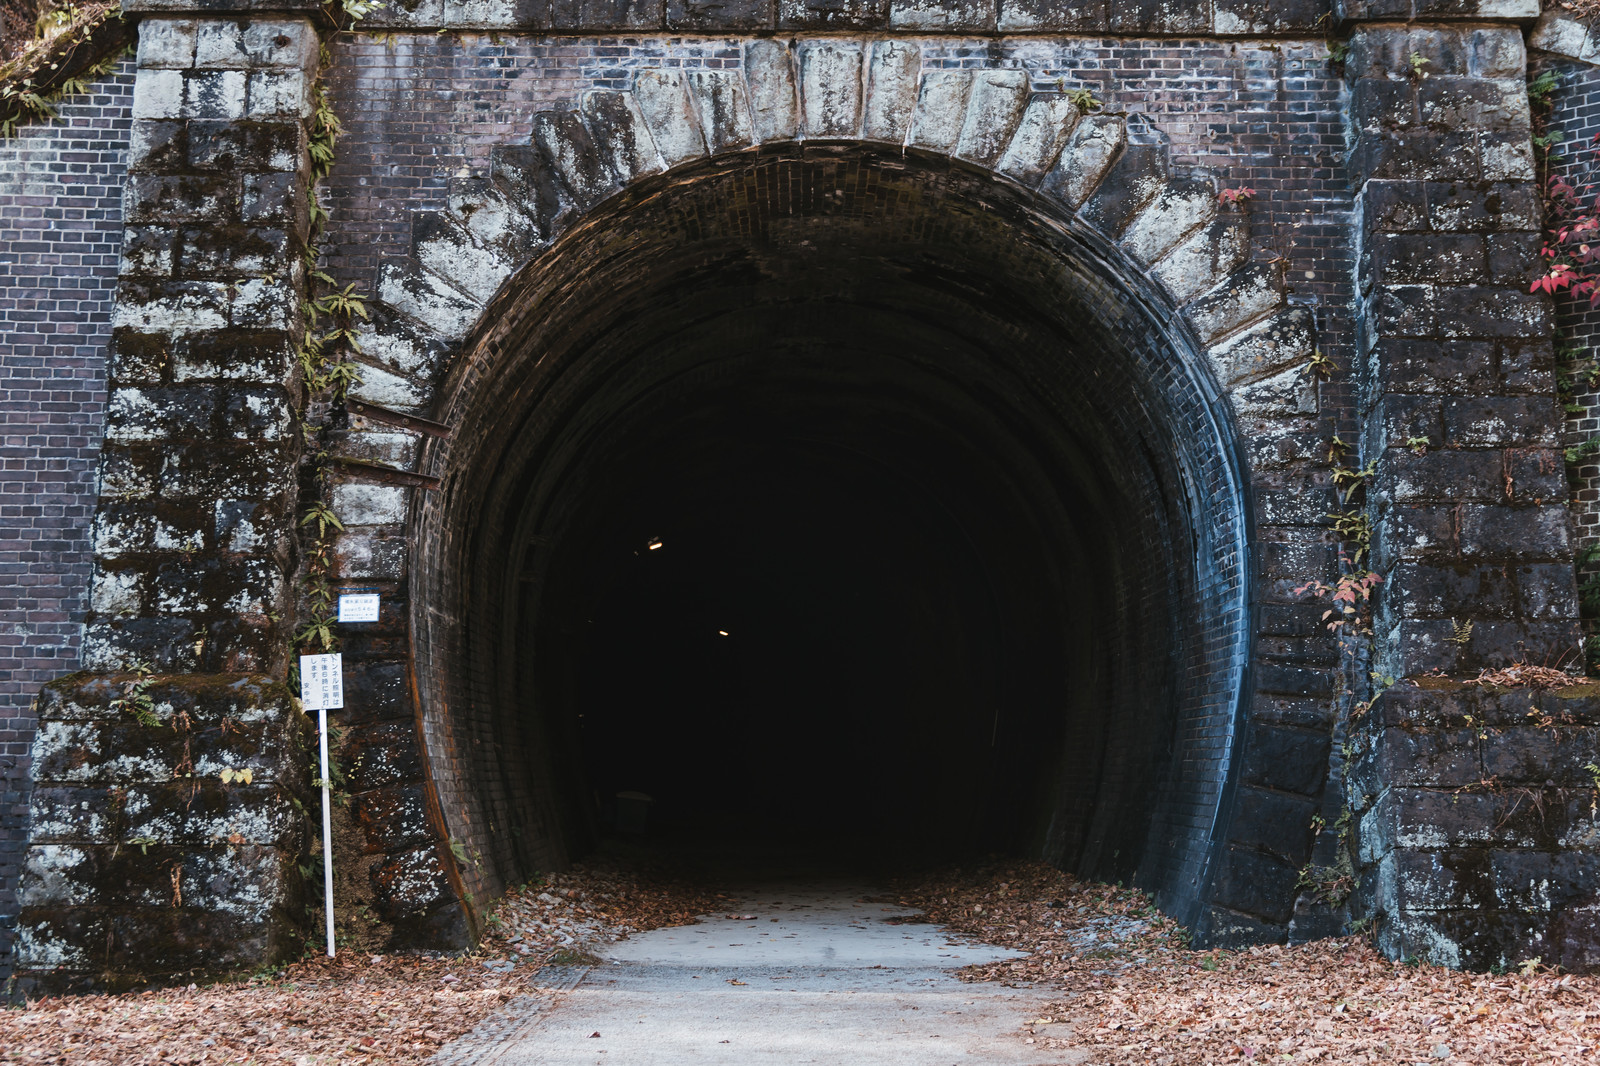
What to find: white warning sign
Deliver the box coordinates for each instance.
[299,653,344,711]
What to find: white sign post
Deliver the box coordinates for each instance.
[299,652,344,958]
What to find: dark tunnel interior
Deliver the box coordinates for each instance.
[411,147,1251,921]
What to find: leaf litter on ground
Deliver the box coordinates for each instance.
[883,860,1600,1065]
[0,857,726,1065]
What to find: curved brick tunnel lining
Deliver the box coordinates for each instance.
[404,147,1254,930]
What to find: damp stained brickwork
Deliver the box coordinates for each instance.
[0,62,133,983]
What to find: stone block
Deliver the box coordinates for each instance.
[743,40,800,143]
[888,0,995,31]
[186,120,304,172]
[533,110,619,210]
[1241,724,1330,796]
[995,93,1079,186]
[1427,180,1541,233]
[221,386,294,441]
[908,71,973,155]
[370,844,455,919]
[245,70,312,120]
[137,19,198,70]
[377,259,485,342]
[346,360,428,411]
[178,225,289,278]
[27,788,119,845]
[330,482,409,527]
[953,70,1030,168]
[1458,504,1570,561]
[862,39,918,144]
[1156,215,1249,305]
[1417,76,1529,132]
[997,0,1105,32]
[1121,173,1218,268]
[1041,114,1126,210]
[1079,140,1168,238]
[132,68,187,121]
[1203,905,1289,950]
[687,70,755,154]
[801,39,865,140]
[350,784,433,854]
[631,70,708,167]
[666,0,773,28]
[446,176,547,260]
[1229,786,1318,863]
[1184,261,1285,345]
[1206,307,1312,387]
[778,0,887,28]
[127,174,237,225]
[1370,232,1488,285]
[1210,844,1301,925]
[577,90,667,185]
[489,145,573,236]
[240,171,305,229]
[413,212,516,305]
[1441,396,1559,448]
[1369,338,1496,394]
[343,720,424,790]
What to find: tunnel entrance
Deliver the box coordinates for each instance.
[410,145,1252,926]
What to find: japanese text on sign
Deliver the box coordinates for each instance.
[337,593,381,623]
[299,653,344,711]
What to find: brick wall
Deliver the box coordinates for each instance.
[1539,55,1600,605]
[0,61,133,980]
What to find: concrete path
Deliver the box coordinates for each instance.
[436,882,1083,1065]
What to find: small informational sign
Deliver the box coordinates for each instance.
[299,653,344,711]
[337,592,381,623]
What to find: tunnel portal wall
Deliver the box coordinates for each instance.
[4,0,1600,986]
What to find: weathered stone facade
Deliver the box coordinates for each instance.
[3,0,1600,987]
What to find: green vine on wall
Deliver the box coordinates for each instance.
[0,3,131,138]
[290,44,371,661]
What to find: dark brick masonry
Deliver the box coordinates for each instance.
[0,63,133,980]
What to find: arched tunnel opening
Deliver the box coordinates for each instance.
[410,146,1251,926]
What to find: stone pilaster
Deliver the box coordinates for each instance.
[1347,12,1600,967]
[13,13,319,988]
